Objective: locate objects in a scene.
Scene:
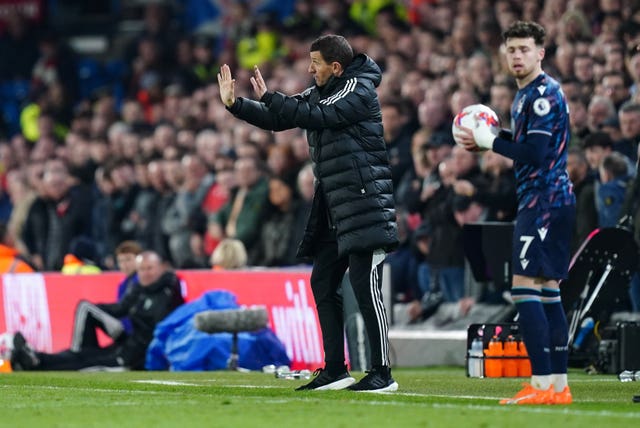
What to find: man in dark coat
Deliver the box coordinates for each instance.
[10,251,183,371]
[22,157,93,271]
[218,34,398,391]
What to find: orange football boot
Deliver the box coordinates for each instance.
[499,383,554,405]
[552,386,573,404]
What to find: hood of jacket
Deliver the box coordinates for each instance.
[320,53,381,94]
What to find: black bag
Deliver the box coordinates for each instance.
[595,321,640,374]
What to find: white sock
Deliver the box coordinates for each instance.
[530,375,552,390]
[552,373,568,392]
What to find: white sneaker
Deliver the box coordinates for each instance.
[0,332,15,360]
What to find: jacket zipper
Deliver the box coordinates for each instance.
[352,158,366,195]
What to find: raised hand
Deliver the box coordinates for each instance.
[250,65,268,99]
[217,64,236,107]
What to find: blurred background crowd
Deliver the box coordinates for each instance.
[0,0,639,317]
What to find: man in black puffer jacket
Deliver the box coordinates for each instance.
[219,34,399,392]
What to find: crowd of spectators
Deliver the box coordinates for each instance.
[0,0,639,315]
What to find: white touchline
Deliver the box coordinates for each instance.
[132,380,282,388]
[3,383,637,419]
[0,384,163,394]
[132,380,203,386]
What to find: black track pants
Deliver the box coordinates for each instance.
[310,239,390,368]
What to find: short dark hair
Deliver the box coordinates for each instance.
[381,99,410,117]
[310,34,354,69]
[583,131,613,149]
[568,146,588,165]
[503,21,546,46]
[627,42,640,59]
[600,70,627,84]
[601,152,628,179]
[115,240,143,256]
[560,76,580,86]
[619,100,640,114]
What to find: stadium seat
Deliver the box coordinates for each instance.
[76,57,107,100]
[1,101,22,136]
[0,80,30,136]
[0,80,30,102]
[104,59,127,110]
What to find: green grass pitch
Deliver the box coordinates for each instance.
[1,367,639,427]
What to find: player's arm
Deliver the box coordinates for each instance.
[471,122,548,167]
[474,95,556,167]
[492,132,548,167]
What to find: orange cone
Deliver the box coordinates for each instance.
[0,359,12,373]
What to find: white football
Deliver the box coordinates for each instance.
[451,104,500,147]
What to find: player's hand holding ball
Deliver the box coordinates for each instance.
[451,104,500,152]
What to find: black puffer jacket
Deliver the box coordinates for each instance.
[228,54,398,257]
[98,271,184,369]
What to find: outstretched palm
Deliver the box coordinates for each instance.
[217,64,236,107]
[250,65,267,99]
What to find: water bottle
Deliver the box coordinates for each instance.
[572,317,595,350]
[275,365,290,378]
[484,335,504,378]
[618,370,640,382]
[275,368,312,380]
[296,369,312,380]
[517,339,532,377]
[467,337,484,378]
[502,335,519,377]
[262,364,276,374]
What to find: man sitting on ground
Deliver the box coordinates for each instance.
[10,251,183,371]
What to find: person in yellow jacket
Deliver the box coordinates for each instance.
[60,254,101,275]
[60,236,102,275]
[349,0,407,36]
[20,97,67,143]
